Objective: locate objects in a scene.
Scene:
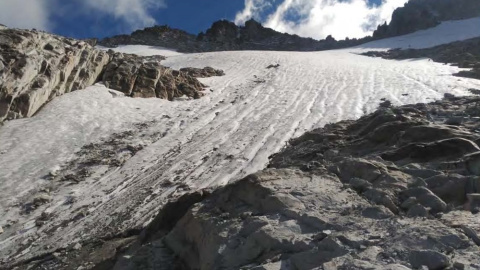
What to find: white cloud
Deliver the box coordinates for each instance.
[235,0,409,40]
[0,0,165,32]
[235,0,273,25]
[0,0,52,30]
[82,0,166,30]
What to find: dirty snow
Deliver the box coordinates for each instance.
[1,17,480,263]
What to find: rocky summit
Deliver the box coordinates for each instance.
[98,19,373,53]
[373,0,480,39]
[0,27,224,122]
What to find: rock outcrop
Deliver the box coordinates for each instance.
[102,53,212,100]
[11,95,480,269]
[373,0,480,39]
[362,37,480,80]
[0,28,109,121]
[0,28,223,122]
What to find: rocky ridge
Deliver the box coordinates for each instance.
[98,0,480,53]
[98,19,373,53]
[373,0,480,39]
[0,27,223,123]
[8,94,480,269]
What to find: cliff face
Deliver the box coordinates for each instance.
[373,0,480,39]
[0,27,223,123]
[0,28,110,121]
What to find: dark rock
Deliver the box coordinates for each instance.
[409,250,450,270]
[372,0,480,39]
[179,67,225,78]
[407,204,429,218]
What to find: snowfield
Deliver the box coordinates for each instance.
[1,18,480,262]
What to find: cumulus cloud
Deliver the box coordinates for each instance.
[0,0,52,30]
[235,0,409,40]
[235,0,274,25]
[82,0,166,30]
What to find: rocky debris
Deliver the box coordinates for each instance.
[0,29,221,123]
[372,0,480,39]
[179,67,225,78]
[46,120,164,185]
[362,37,480,80]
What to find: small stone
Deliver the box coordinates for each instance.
[453,262,465,270]
[401,197,417,209]
[0,226,3,234]
[33,194,52,206]
[444,93,456,99]
[445,117,463,126]
[43,43,54,50]
[407,204,428,218]
[349,177,372,192]
[73,243,82,250]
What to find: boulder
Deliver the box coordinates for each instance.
[409,250,450,270]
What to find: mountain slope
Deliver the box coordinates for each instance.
[1,17,480,267]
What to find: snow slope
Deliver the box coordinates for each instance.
[357,16,480,50]
[1,17,480,263]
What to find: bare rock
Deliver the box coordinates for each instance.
[103,52,207,100]
[400,187,447,214]
[407,204,429,218]
[179,67,225,78]
[409,250,450,270]
[0,28,109,121]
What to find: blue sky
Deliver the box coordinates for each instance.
[0,0,407,40]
